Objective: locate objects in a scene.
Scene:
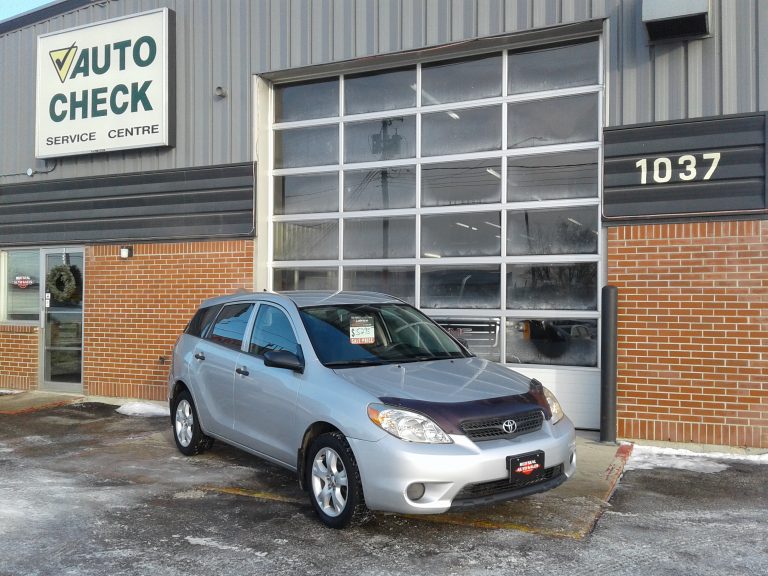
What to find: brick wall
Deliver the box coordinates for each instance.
[0,324,38,390]
[83,240,254,401]
[608,220,768,448]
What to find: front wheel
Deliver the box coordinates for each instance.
[306,432,368,529]
[172,390,213,456]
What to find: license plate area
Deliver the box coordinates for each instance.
[507,450,545,481]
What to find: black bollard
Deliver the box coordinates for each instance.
[600,285,618,443]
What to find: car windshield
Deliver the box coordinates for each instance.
[299,303,471,368]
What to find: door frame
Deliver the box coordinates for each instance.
[39,246,85,394]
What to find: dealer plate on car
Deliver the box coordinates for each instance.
[507,450,545,480]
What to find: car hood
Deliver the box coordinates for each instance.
[332,357,550,433]
[332,357,529,401]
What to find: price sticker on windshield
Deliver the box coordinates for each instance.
[349,316,375,345]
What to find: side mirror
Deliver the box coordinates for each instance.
[263,350,305,374]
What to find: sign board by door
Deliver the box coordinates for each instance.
[35,8,175,159]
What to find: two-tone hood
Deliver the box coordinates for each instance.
[332,357,551,434]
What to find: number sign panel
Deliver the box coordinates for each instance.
[603,113,767,222]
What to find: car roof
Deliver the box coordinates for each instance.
[198,290,405,310]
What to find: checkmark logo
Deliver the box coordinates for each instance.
[48,42,78,83]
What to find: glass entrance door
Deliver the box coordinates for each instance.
[40,249,84,393]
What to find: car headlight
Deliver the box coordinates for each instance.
[367,404,453,444]
[543,387,565,424]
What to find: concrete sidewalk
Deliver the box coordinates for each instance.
[0,391,631,539]
[0,389,83,414]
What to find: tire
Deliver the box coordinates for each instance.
[306,432,368,529]
[172,390,214,456]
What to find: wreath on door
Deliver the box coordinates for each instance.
[46,264,78,302]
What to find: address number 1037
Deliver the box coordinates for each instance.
[635,152,721,185]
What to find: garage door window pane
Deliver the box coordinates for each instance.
[345,67,416,114]
[274,268,338,291]
[421,266,500,309]
[343,267,415,303]
[422,105,502,157]
[345,116,416,163]
[274,221,339,261]
[422,159,502,207]
[507,207,598,255]
[506,263,597,310]
[275,125,338,168]
[344,217,415,259]
[274,173,339,215]
[506,318,597,367]
[433,317,501,361]
[508,94,598,149]
[344,166,415,210]
[275,79,339,122]
[422,212,501,258]
[508,150,598,202]
[422,54,502,104]
[508,41,599,95]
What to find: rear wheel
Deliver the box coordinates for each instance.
[172,390,213,456]
[306,432,368,529]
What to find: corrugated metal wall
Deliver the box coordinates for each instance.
[1,0,766,184]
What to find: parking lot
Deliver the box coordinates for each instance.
[1,397,766,576]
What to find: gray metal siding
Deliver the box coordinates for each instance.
[0,163,254,245]
[1,0,767,185]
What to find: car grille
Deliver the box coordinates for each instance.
[453,464,564,501]
[460,410,544,441]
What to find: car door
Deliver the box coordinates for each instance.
[232,303,303,464]
[189,302,255,439]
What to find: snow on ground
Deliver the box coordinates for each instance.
[0,389,23,395]
[115,402,169,417]
[625,444,768,474]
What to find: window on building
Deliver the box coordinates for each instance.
[1,250,41,322]
[270,38,602,368]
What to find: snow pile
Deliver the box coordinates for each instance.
[116,402,169,417]
[626,444,768,474]
[0,389,23,395]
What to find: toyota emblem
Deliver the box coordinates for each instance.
[502,419,518,434]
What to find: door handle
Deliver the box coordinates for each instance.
[194,352,205,361]
[235,367,249,376]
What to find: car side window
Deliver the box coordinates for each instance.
[207,303,254,350]
[249,305,299,357]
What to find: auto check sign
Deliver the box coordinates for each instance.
[35,9,173,158]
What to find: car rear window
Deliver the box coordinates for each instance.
[185,304,222,338]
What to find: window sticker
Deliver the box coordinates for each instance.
[349,316,375,345]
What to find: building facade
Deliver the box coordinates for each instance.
[0,0,765,448]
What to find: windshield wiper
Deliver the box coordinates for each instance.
[324,359,385,368]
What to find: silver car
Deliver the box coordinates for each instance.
[168,291,576,528]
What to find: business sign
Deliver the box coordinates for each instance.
[35,9,174,158]
[603,113,767,222]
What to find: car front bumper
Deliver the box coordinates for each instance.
[347,417,576,514]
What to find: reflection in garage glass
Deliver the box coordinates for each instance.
[506,263,597,310]
[506,318,597,367]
